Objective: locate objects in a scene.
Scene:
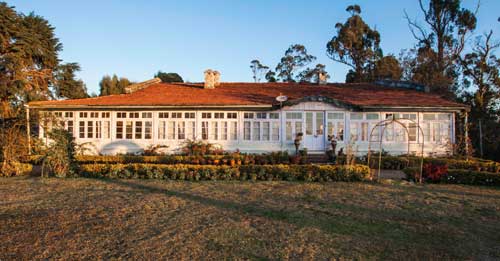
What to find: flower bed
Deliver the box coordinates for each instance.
[79,164,371,182]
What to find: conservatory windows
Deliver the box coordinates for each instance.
[244,112,280,141]
[286,112,303,141]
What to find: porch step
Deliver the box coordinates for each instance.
[307,154,330,164]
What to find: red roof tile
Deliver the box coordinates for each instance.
[28,82,466,109]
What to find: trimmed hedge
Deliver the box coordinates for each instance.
[79,164,370,182]
[0,162,33,177]
[443,169,500,186]
[26,153,293,166]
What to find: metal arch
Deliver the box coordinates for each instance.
[367,118,425,183]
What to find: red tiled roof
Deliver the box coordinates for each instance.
[28,82,466,109]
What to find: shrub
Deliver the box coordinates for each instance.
[41,129,79,178]
[78,164,370,182]
[423,163,448,182]
[0,162,32,177]
[443,170,500,186]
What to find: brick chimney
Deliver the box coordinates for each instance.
[204,69,220,89]
[318,72,327,85]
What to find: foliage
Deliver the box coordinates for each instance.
[0,3,68,118]
[78,163,371,182]
[265,70,277,82]
[275,44,316,82]
[404,0,477,97]
[98,74,132,96]
[41,129,78,177]
[249,60,269,83]
[0,121,29,176]
[298,64,330,83]
[326,5,400,83]
[458,31,500,161]
[180,139,218,156]
[53,63,88,99]
[154,71,183,83]
[422,163,448,182]
[444,169,500,186]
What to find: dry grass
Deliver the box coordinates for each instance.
[1,177,500,260]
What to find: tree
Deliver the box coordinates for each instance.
[459,31,500,160]
[298,64,330,83]
[373,55,403,81]
[154,71,183,83]
[249,60,269,82]
[99,75,132,96]
[54,63,88,99]
[265,71,277,82]
[326,5,382,83]
[0,3,64,118]
[404,0,477,96]
[275,44,316,82]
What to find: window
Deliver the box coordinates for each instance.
[135,121,142,139]
[286,112,303,141]
[65,112,73,118]
[202,112,211,119]
[185,112,195,119]
[101,112,110,118]
[201,121,209,140]
[370,124,380,142]
[168,121,176,139]
[269,113,279,119]
[244,122,251,140]
[129,112,139,118]
[116,121,123,139]
[79,121,85,138]
[244,113,254,119]
[67,121,74,134]
[103,121,110,139]
[408,123,417,142]
[316,112,324,135]
[177,121,185,139]
[171,112,182,118]
[230,122,238,140]
[142,112,152,118]
[423,114,436,121]
[96,121,101,138]
[306,112,313,135]
[423,113,451,143]
[158,121,166,139]
[361,122,368,141]
[222,122,228,140]
[90,112,99,118]
[214,112,224,119]
[87,121,93,138]
[117,112,126,118]
[262,122,270,140]
[256,113,267,119]
[125,121,133,139]
[350,123,358,141]
[187,121,196,139]
[366,113,379,120]
[272,122,279,141]
[328,112,344,120]
[227,113,237,119]
[327,112,344,141]
[79,112,88,118]
[159,112,169,118]
[252,122,260,140]
[350,113,363,120]
[210,121,219,140]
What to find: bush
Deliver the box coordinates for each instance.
[79,164,371,182]
[443,170,500,186]
[0,162,32,177]
[41,129,79,177]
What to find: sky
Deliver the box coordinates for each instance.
[9,0,500,95]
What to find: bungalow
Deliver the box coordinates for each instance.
[27,70,469,156]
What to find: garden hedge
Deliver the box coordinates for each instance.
[79,164,371,182]
[443,169,500,186]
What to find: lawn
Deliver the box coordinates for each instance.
[1,178,500,260]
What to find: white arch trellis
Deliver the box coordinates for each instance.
[366,118,425,183]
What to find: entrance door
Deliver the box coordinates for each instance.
[304,111,325,151]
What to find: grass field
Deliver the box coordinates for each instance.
[1,177,500,260]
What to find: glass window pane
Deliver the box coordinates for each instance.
[116,121,123,139]
[202,121,209,140]
[230,122,238,140]
[286,121,292,141]
[272,122,279,141]
[306,112,313,135]
[366,113,379,120]
[316,112,324,135]
[126,121,133,139]
[244,121,251,140]
[252,122,260,140]
[177,121,185,140]
[168,121,176,139]
[262,122,270,140]
[135,121,142,139]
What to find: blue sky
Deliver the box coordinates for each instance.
[9,0,500,94]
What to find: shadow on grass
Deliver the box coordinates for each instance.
[97,178,463,251]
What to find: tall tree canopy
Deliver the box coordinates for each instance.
[249,60,269,83]
[0,2,68,117]
[154,71,183,83]
[404,0,477,96]
[326,5,382,83]
[54,63,88,99]
[459,31,500,160]
[99,75,132,96]
[275,44,316,82]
